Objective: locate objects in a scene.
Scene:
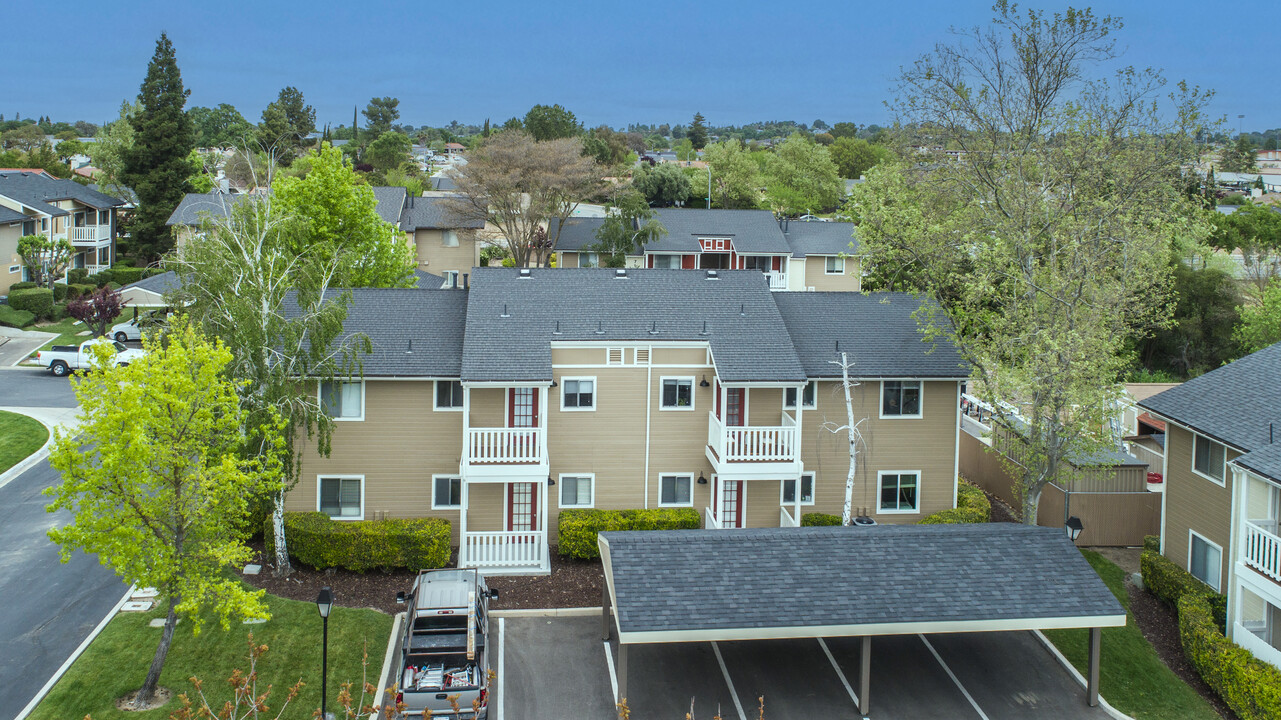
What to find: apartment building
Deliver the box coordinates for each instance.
[0,170,122,285]
[288,268,967,574]
[553,210,862,291]
[1139,342,1281,669]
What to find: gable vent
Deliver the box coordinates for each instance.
[607,348,623,365]
[635,348,650,366]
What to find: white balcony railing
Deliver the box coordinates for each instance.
[69,225,110,244]
[780,506,799,527]
[765,271,787,290]
[465,427,543,464]
[708,411,799,463]
[1245,521,1281,583]
[705,506,722,530]
[462,531,545,569]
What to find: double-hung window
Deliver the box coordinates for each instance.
[436,380,464,410]
[559,475,594,508]
[881,380,921,418]
[320,380,364,420]
[825,256,845,274]
[1192,434,1226,484]
[785,381,817,409]
[782,473,815,505]
[319,476,362,519]
[661,377,694,410]
[878,471,919,513]
[433,476,462,509]
[652,254,681,269]
[1188,531,1222,591]
[562,377,595,410]
[659,474,693,506]
[442,230,459,247]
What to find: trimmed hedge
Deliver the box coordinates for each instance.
[8,288,55,319]
[108,266,145,285]
[919,479,991,524]
[1179,593,1281,720]
[801,512,842,526]
[266,511,451,572]
[1141,549,1227,631]
[52,283,68,302]
[68,283,97,300]
[7,281,37,292]
[1144,534,1161,554]
[0,305,35,328]
[557,508,701,559]
[66,268,89,285]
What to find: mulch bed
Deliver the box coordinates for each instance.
[979,486,1020,523]
[239,540,603,615]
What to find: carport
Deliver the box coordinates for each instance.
[598,523,1126,717]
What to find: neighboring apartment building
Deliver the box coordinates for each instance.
[288,268,967,574]
[0,205,27,295]
[1139,342,1281,669]
[553,210,862,291]
[0,170,123,283]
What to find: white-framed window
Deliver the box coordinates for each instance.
[1188,530,1222,592]
[320,380,364,421]
[442,230,459,247]
[878,471,919,513]
[1192,433,1227,485]
[661,377,694,410]
[432,475,462,509]
[559,474,594,508]
[651,254,681,269]
[561,377,595,410]
[318,475,363,519]
[442,270,460,288]
[97,246,111,266]
[659,474,693,506]
[781,472,815,505]
[435,380,464,410]
[98,209,110,225]
[8,265,18,274]
[580,252,600,268]
[825,256,845,274]
[785,381,817,409]
[881,380,922,418]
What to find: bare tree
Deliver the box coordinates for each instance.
[448,130,603,267]
[820,352,868,525]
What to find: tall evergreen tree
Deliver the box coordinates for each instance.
[689,112,709,150]
[122,33,195,263]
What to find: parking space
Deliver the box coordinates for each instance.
[496,615,1114,720]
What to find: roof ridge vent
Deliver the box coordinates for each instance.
[519,268,531,278]
[615,268,627,279]
[706,269,719,280]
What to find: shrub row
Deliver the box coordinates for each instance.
[8,281,36,292]
[1143,534,1161,554]
[919,479,992,524]
[1178,593,1281,720]
[0,305,35,328]
[51,283,98,302]
[1141,549,1227,631]
[557,508,700,559]
[8,288,55,319]
[801,512,842,526]
[266,511,451,572]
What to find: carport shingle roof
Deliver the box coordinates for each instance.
[783,220,859,257]
[600,524,1124,640]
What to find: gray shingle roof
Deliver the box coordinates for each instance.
[549,217,607,252]
[773,292,968,379]
[647,208,791,254]
[431,176,458,191]
[165,192,251,226]
[399,195,485,231]
[461,268,805,384]
[1139,342,1281,480]
[783,220,859,258]
[601,524,1125,639]
[121,270,181,297]
[317,289,467,378]
[371,186,408,225]
[0,171,123,216]
[413,269,448,289]
[0,205,26,224]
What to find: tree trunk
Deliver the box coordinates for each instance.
[133,594,178,708]
[272,489,291,576]
[840,352,857,526]
[1022,483,1042,525]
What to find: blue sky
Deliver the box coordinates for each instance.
[7,1,1274,132]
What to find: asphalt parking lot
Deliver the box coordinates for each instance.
[495,615,1114,720]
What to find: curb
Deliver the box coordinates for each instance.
[491,606,601,618]
[0,417,55,492]
[14,583,136,720]
[1032,629,1134,720]
[371,612,403,719]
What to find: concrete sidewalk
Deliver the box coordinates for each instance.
[0,326,59,367]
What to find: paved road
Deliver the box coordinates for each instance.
[0,367,77,409]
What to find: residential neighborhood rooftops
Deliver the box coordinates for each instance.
[370,186,408,224]
[167,188,419,229]
[121,270,181,297]
[0,205,27,224]
[314,288,468,378]
[0,171,124,216]
[773,292,966,379]
[548,217,606,251]
[398,194,484,232]
[647,208,791,254]
[783,220,859,258]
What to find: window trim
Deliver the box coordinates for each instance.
[319,379,365,421]
[825,256,846,274]
[434,380,464,411]
[316,474,365,520]
[560,376,597,412]
[877,470,921,514]
[431,474,463,510]
[580,252,600,268]
[8,265,18,274]
[781,472,816,506]
[879,380,923,420]
[660,376,696,411]
[658,473,695,507]
[1191,432,1227,487]
[1187,529,1223,592]
[558,473,595,509]
[785,381,817,410]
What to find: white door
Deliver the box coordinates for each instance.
[507,482,537,532]
[715,477,744,529]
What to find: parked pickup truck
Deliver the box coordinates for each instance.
[36,338,144,377]
[394,569,498,719]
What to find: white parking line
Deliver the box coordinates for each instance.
[918,634,989,720]
[710,641,749,720]
[603,641,619,703]
[817,637,861,707]
[497,617,505,720]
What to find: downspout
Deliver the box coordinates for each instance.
[953,381,961,509]
[643,362,652,509]
[1228,465,1245,634]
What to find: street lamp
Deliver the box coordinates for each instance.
[706,165,712,210]
[316,586,334,720]
[1065,516,1084,544]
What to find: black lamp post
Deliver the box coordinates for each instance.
[1066,516,1084,545]
[316,586,334,719]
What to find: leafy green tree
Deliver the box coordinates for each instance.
[74,120,98,137]
[17,235,73,288]
[829,122,860,139]
[362,96,400,137]
[674,138,696,162]
[0,123,44,151]
[501,116,524,132]
[1137,262,1242,377]
[121,33,196,262]
[186,148,216,192]
[1208,201,1281,297]
[365,130,413,172]
[702,140,762,209]
[523,104,581,141]
[189,103,253,149]
[257,87,316,165]
[583,125,629,166]
[46,318,280,708]
[689,112,709,150]
[591,190,666,265]
[634,162,691,207]
[764,133,842,215]
[829,136,890,179]
[850,3,1212,523]
[89,101,137,200]
[1237,279,1281,353]
[1220,135,1257,174]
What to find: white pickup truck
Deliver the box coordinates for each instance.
[36,338,145,377]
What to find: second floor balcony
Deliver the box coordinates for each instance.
[57,224,112,245]
[1245,520,1281,584]
[465,426,545,465]
[706,410,801,479]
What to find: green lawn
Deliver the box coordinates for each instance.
[28,592,394,720]
[0,410,49,473]
[1043,550,1219,720]
[28,317,90,357]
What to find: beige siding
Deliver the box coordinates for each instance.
[804,256,862,292]
[468,387,506,427]
[747,387,784,426]
[0,224,22,295]
[464,483,506,532]
[559,252,580,268]
[1163,423,1236,591]
[551,347,604,365]
[414,229,481,277]
[652,348,708,366]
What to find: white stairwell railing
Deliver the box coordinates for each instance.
[705,506,722,530]
[708,411,799,463]
[463,531,544,568]
[1245,521,1281,583]
[780,507,799,527]
[466,428,542,464]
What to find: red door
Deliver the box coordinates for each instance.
[725,388,745,427]
[713,476,744,528]
[507,482,537,532]
[508,388,538,427]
